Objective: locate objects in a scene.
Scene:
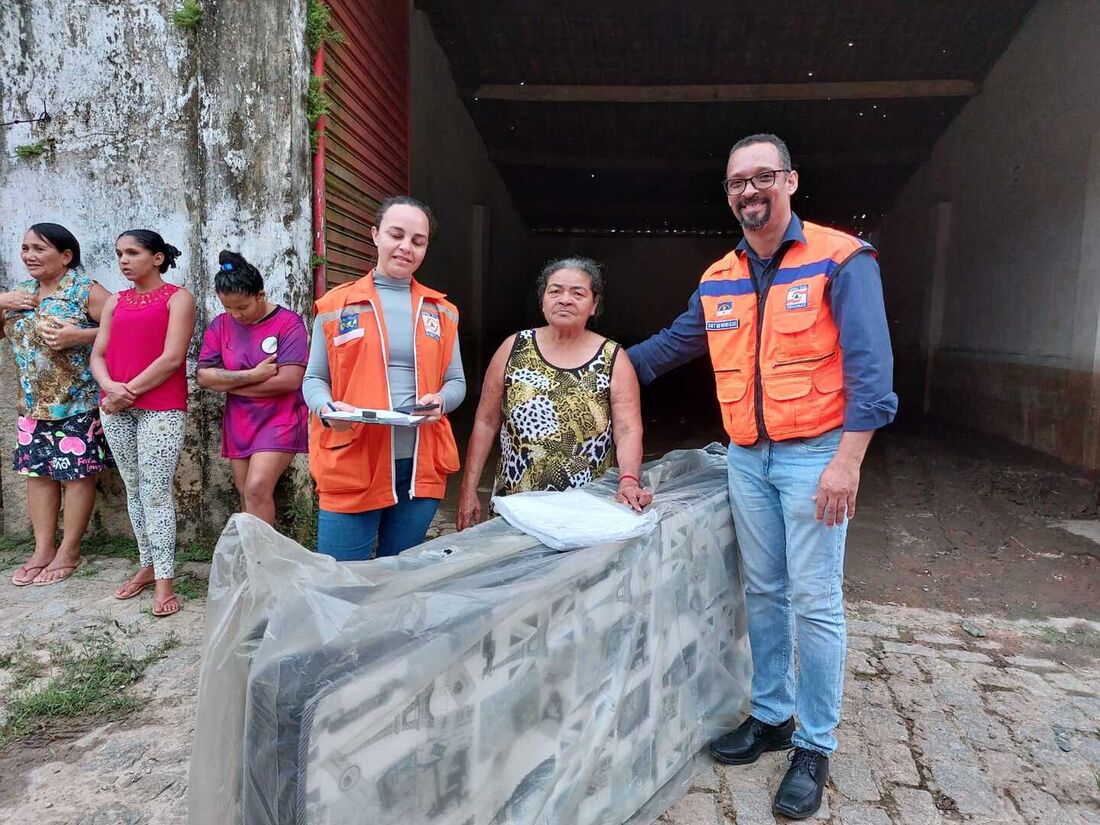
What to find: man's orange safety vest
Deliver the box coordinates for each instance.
[700,221,874,445]
[309,271,460,513]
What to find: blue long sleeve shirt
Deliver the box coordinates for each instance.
[626,215,897,432]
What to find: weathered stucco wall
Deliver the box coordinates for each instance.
[876,0,1100,468]
[0,0,314,538]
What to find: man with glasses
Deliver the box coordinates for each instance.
[627,133,896,819]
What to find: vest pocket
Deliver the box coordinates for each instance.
[318,426,357,450]
[314,429,367,493]
[769,306,818,334]
[762,371,813,400]
[714,368,748,402]
[812,358,845,394]
[428,417,460,474]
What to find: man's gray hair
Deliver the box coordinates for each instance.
[728,133,792,171]
[536,256,605,323]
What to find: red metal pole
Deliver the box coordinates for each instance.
[311,43,328,299]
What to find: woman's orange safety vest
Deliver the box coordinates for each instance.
[700,221,874,445]
[309,271,460,513]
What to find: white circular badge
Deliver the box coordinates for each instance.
[261,335,278,354]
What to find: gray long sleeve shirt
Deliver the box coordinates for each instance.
[303,273,466,459]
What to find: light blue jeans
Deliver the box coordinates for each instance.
[726,428,848,755]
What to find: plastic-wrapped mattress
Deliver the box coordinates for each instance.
[188,446,751,825]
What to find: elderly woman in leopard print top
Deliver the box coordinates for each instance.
[456,257,652,531]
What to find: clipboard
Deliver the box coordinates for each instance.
[319,407,427,427]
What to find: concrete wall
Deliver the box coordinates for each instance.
[409,9,532,387]
[876,0,1100,468]
[0,1,314,537]
[528,234,735,345]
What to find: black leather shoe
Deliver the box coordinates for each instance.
[773,748,829,819]
[709,716,795,765]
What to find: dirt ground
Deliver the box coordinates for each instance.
[0,419,1097,823]
[603,412,1100,623]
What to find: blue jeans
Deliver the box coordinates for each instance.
[317,459,440,561]
[726,428,848,755]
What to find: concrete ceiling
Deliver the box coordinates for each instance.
[416,0,1037,235]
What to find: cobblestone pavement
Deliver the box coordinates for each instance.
[660,602,1100,825]
[0,552,1097,824]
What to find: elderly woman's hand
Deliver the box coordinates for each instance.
[456,486,482,531]
[41,320,84,351]
[0,291,38,313]
[616,478,654,513]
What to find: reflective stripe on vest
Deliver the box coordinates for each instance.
[308,271,460,513]
[700,221,875,445]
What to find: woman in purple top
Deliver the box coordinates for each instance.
[197,251,309,524]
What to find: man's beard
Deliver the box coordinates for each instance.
[736,197,771,230]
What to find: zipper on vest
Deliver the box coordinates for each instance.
[750,242,794,444]
[409,295,426,499]
[368,294,399,508]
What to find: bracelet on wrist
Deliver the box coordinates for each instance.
[619,473,640,486]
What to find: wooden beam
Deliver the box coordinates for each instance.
[493,148,929,171]
[474,80,978,103]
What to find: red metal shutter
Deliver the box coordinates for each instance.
[314,0,410,293]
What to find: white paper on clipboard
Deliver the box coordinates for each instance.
[319,408,426,427]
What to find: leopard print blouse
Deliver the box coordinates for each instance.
[493,329,619,500]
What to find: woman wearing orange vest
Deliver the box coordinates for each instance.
[303,197,465,560]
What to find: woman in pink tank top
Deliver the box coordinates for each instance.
[91,230,196,617]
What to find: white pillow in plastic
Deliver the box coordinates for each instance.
[491,488,660,550]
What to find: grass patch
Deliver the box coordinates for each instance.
[307,0,345,52]
[0,640,41,691]
[307,75,332,127]
[173,575,208,602]
[0,554,24,571]
[177,539,215,565]
[0,534,34,553]
[1007,602,1045,621]
[283,492,318,551]
[0,630,177,747]
[1035,623,1100,647]
[83,533,139,559]
[172,0,203,30]
[14,141,48,160]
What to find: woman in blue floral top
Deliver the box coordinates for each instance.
[0,223,112,586]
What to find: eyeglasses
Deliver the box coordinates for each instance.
[721,169,790,196]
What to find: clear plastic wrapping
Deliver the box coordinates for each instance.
[189,446,751,825]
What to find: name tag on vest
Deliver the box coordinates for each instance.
[706,319,740,331]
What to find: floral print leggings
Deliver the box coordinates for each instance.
[100,409,186,580]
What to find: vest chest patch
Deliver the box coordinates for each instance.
[334,311,365,346]
[785,284,809,310]
[338,313,359,334]
[716,300,733,317]
[421,309,441,340]
[706,319,740,331]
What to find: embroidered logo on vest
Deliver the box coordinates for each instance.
[785,284,809,310]
[421,310,441,340]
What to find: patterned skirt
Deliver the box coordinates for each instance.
[12,409,114,481]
